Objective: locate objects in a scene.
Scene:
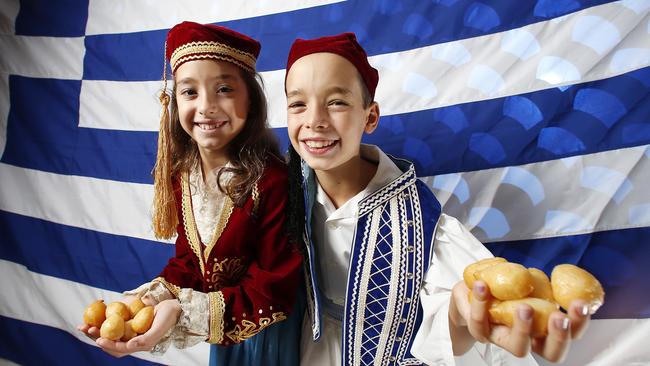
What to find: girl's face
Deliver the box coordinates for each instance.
[175,59,249,164]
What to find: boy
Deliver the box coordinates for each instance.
[284,33,591,365]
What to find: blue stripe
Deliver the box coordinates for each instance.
[14,0,89,37]
[5,68,649,182]
[366,66,650,176]
[485,226,650,319]
[0,315,162,366]
[82,0,615,80]
[2,75,157,184]
[0,210,172,293]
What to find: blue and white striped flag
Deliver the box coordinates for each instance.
[1,1,649,365]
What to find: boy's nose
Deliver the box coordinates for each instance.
[305,107,328,129]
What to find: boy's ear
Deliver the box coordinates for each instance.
[364,102,380,134]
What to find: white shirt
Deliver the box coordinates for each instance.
[300,145,538,366]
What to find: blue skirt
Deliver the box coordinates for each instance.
[209,296,304,366]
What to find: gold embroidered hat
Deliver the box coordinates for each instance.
[166,21,260,73]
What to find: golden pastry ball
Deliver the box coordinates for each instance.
[488,297,559,337]
[463,257,507,289]
[477,262,534,300]
[528,268,555,302]
[105,301,130,321]
[128,298,146,318]
[83,300,106,328]
[121,320,137,342]
[551,264,605,313]
[131,306,154,334]
[100,314,125,341]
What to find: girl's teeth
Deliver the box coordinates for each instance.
[198,122,225,130]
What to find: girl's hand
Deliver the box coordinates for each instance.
[77,296,140,341]
[95,299,181,357]
[450,280,592,363]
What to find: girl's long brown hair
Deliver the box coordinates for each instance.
[153,68,280,239]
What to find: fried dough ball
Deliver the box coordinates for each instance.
[463,257,507,289]
[83,300,106,328]
[551,264,605,313]
[131,305,154,334]
[477,262,534,300]
[100,314,125,341]
[128,298,145,318]
[121,320,137,342]
[528,268,554,302]
[488,297,559,337]
[106,301,130,321]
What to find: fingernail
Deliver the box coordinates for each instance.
[581,305,589,316]
[518,306,533,321]
[555,317,570,331]
[474,282,486,297]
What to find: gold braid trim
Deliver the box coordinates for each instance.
[170,41,256,72]
[181,172,206,274]
[207,291,226,344]
[225,312,287,343]
[251,182,260,217]
[152,277,181,298]
[203,195,234,260]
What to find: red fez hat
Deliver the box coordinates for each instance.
[166,21,260,73]
[286,32,379,99]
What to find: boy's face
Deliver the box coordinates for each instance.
[286,53,378,174]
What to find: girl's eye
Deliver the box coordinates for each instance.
[217,85,234,93]
[179,88,196,96]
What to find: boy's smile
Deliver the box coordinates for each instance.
[286,53,379,176]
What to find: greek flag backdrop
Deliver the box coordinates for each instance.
[1,1,650,365]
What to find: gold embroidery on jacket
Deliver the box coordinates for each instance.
[210,257,247,288]
[225,312,287,343]
[153,277,181,298]
[203,197,234,261]
[181,172,205,274]
[207,291,226,344]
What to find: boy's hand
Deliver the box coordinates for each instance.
[450,280,592,363]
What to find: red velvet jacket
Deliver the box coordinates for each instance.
[154,156,302,345]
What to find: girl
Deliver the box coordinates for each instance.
[79,21,302,365]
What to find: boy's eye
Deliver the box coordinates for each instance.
[328,99,348,106]
[288,102,306,109]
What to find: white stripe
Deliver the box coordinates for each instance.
[0,162,169,243]
[422,144,650,243]
[0,35,84,80]
[0,0,19,35]
[0,259,208,365]
[0,359,20,366]
[85,0,345,35]
[78,69,288,130]
[0,73,9,157]
[79,1,650,131]
[79,80,163,131]
[534,318,650,366]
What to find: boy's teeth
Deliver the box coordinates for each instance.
[305,140,334,148]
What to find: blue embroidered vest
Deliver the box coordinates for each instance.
[301,153,442,365]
